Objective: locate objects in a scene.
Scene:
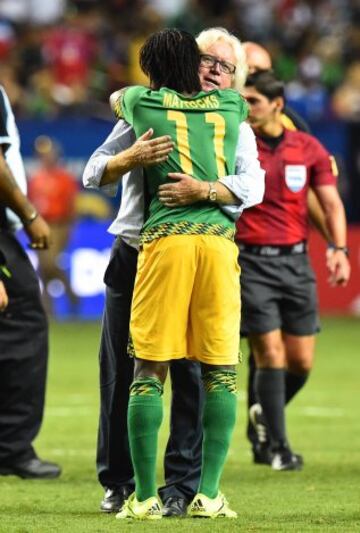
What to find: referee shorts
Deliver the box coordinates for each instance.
[239,250,320,336]
[130,234,241,365]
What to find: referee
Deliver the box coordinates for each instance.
[237,71,350,470]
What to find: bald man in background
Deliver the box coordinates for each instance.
[241,41,336,465]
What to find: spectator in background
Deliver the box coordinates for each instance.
[0,85,61,479]
[28,135,78,316]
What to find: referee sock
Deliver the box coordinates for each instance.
[255,368,287,449]
[199,370,237,499]
[285,371,309,405]
[127,377,163,502]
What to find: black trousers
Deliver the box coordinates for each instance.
[0,231,48,464]
[96,237,203,501]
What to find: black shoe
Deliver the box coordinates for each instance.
[252,442,273,465]
[162,496,188,517]
[0,457,61,479]
[271,447,303,471]
[100,486,132,513]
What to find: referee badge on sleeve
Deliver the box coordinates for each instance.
[285,165,307,192]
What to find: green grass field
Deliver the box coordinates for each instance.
[1,317,360,532]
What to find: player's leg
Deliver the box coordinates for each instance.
[199,363,237,493]
[116,358,168,520]
[118,236,196,520]
[97,238,137,511]
[128,359,168,500]
[187,363,237,518]
[188,236,240,518]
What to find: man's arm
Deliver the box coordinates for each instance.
[0,150,50,249]
[313,184,350,286]
[157,173,239,207]
[157,122,265,220]
[102,129,174,186]
[0,280,8,311]
[83,120,173,194]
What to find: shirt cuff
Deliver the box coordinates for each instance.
[83,155,119,197]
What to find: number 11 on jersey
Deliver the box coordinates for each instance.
[167,111,226,177]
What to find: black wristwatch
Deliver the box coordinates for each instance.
[327,243,349,257]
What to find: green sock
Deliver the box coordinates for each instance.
[127,377,163,502]
[199,370,237,499]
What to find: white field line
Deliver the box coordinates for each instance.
[46,407,94,416]
[51,449,94,456]
[297,407,344,417]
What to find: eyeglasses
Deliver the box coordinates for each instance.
[200,54,236,75]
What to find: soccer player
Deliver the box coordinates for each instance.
[111,28,249,520]
[237,70,350,470]
[84,27,264,517]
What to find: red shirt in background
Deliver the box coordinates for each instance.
[236,129,337,245]
[29,166,78,223]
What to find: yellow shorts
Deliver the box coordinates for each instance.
[130,234,241,365]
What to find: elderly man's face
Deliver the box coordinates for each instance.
[199,40,236,91]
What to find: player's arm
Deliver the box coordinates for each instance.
[313,184,350,286]
[0,149,50,249]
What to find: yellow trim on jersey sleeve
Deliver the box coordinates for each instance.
[280,113,297,131]
[329,155,339,177]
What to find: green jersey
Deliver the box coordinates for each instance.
[115,85,248,243]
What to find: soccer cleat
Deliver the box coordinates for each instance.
[188,492,237,518]
[249,403,268,444]
[271,447,304,471]
[115,492,162,520]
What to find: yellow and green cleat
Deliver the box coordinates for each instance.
[188,492,237,518]
[115,493,162,520]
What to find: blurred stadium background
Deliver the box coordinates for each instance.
[1,0,359,319]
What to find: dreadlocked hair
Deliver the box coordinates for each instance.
[140,28,202,94]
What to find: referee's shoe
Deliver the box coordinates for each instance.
[271,446,303,471]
